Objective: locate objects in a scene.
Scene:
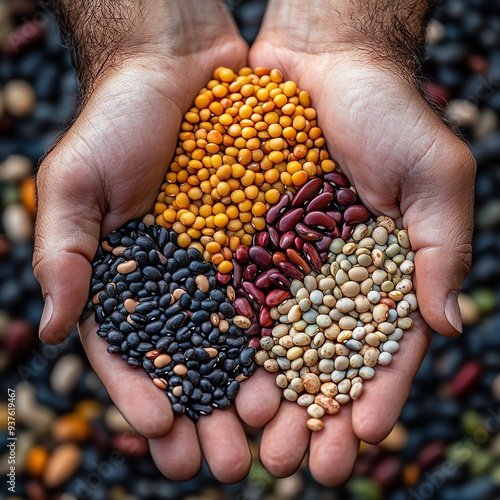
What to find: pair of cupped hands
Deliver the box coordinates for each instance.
[33,0,475,486]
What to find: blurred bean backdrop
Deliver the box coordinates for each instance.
[1,0,500,499]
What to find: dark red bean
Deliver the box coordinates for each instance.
[249,246,273,270]
[279,231,296,249]
[242,282,266,305]
[235,245,250,263]
[268,226,280,247]
[343,205,371,224]
[336,188,358,206]
[303,243,323,271]
[323,183,335,196]
[255,231,270,248]
[261,328,273,337]
[331,226,341,238]
[269,272,291,289]
[315,236,333,252]
[266,192,293,225]
[233,297,255,318]
[233,260,243,287]
[259,306,274,327]
[246,323,261,336]
[319,251,328,262]
[255,268,281,288]
[327,210,342,223]
[291,177,323,207]
[324,171,350,188]
[266,289,291,308]
[278,261,304,280]
[243,263,258,280]
[296,223,323,242]
[306,192,334,212]
[216,272,231,285]
[272,252,287,266]
[294,237,304,252]
[303,211,336,231]
[277,208,304,233]
[341,223,353,240]
[286,249,312,274]
[247,337,261,348]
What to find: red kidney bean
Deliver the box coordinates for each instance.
[249,246,273,270]
[294,237,304,251]
[344,205,371,224]
[216,272,231,285]
[255,268,281,288]
[247,337,261,348]
[303,243,323,271]
[277,208,304,233]
[286,248,312,274]
[296,223,323,241]
[243,263,258,280]
[235,245,250,263]
[259,305,275,327]
[242,282,266,305]
[341,223,354,240]
[266,289,291,308]
[331,226,341,238]
[327,210,342,223]
[323,183,335,196]
[255,231,270,248]
[306,192,334,212]
[324,171,350,188]
[246,323,261,336]
[271,252,287,267]
[278,261,304,280]
[268,226,280,247]
[315,235,333,252]
[233,297,255,318]
[269,272,291,289]
[303,211,336,231]
[266,192,293,225]
[261,327,273,337]
[233,260,243,287]
[336,187,358,206]
[291,177,323,207]
[279,231,296,249]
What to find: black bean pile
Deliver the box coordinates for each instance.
[86,219,255,420]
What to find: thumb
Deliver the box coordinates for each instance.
[402,137,476,337]
[34,148,102,344]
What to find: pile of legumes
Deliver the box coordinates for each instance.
[87,67,418,428]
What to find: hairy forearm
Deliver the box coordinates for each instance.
[261,0,436,75]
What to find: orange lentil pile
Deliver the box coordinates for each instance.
[154,67,336,274]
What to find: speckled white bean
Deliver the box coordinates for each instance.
[350,382,364,400]
[377,351,393,365]
[297,394,315,406]
[318,359,334,373]
[382,340,400,353]
[359,366,375,380]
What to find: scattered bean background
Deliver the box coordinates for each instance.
[1,0,500,499]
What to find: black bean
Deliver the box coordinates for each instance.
[187,247,204,262]
[126,332,140,346]
[227,337,245,348]
[172,268,190,282]
[164,304,182,317]
[198,394,212,405]
[193,289,207,300]
[159,293,172,309]
[137,342,154,352]
[213,388,224,399]
[200,359,217,374]
[172,403,185,415]
[226,380,239,400]
[167,258,179,273]
[192,310,210,325]
[186,360,199,370]
[213,397,230,409]
[172,353,186,364]
[184,277,197,295]
[201,299,218,312]
[201,321,212,334]
[190,299,201,312]
[189,260,212,274]
[173,249,189,266]
[191,334,203,346]
[223,359,236,373]
[209,289,225,303]
[239,347,255,366]
[107,330,123,345]
[135,251,148,267]
[136,235,155,250]
[143,266,162,280]
[187,370,201,385]
[219,303,235,317]
[163,242,176,258]
[119,321,134,334]
[111,311,124,325]
[121,236,135,247]
[204,370,225,384]
[190,388,202,401]
[148,249,160,266]
[107,345,121,354]
[135,301,154,314]
[138,331,149,341]
[128,282,143,294]
[175,327,191,342]
[166,313,187,330]
[144,280,159,294]
[182,379,194,396]
[178,293,192,310]
[199,380,212,392]
[155,336,173,351]
[142,360,155,372]
[127,358,141,367]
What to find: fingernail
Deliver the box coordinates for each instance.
[445,291,462,334]
[39,295,53,337]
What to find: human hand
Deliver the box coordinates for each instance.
[240,0,476,486]
[33,0,271,483]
